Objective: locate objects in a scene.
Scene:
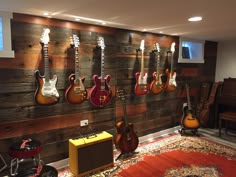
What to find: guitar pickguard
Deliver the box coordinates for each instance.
[42,77,59,97]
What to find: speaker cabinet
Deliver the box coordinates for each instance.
[69,131,114,177]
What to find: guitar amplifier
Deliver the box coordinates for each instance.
[69,131,114,177]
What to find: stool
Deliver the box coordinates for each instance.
[16,165,58,177]
[219,112,236,137]
[8,139,43,176]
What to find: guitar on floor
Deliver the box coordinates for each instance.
[180,84,200,133]
[35,28,60,105]
[64,34,87,104]
[115,89,139,155]
[134,39,149,96]
[88,36,112,107]
[164,42,177,92]
[149,43,163,95]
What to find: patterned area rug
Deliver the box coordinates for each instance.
[59,134,236,177]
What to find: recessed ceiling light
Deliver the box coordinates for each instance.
[159,31,163,33]
[75,18,80,21]
[188,16,202,22]
[43,12,49,16]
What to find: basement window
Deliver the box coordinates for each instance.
[178,37,204,63]
[0,11,14,58]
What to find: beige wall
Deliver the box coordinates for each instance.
[215,41,236,81]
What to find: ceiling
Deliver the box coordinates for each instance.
[0,0,236,42]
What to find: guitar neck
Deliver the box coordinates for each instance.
[122,101,129,128]
[140,50,144,75]
[43,44,50,82]
[101,48,105,81]
[170,52,174,74]
[74,46,80,80]
[186,85,192,111]
[156,52,160,73]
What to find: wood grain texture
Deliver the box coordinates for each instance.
[0,13,217,164]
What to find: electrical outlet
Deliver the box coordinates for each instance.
[80,120,88,126]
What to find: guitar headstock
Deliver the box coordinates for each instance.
[70,34,80,48]
[154,43,160,53]
[171,42,176,53]
[140,39,145,52]
[117,89,126,103]
[97,36,105,50]
[40,28,50,45]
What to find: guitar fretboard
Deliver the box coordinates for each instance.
[74,46,80,80]
[186,85,192,111]
[101,48,105,82]
[43,44,50,82]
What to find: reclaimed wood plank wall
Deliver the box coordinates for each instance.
[0,13,217,164]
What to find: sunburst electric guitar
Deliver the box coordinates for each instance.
[64,34,87,104]
[165,42,177,92]
[134,39,149,95]
[149,43,163,95]
[181,84,200,130]
[88,36,112,107]
[35,28,60,105]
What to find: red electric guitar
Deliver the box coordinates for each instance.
[165,42,177,92]
[88,36,112,107]
[134,39,149,96]
[149,43,163,95]
[64,34,87,104]
[35,28,60,105]
[115,89,139,154]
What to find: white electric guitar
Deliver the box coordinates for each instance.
[134,39,149,95]
[165,42,177,92]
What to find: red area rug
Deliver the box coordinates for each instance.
[59,134,236,177]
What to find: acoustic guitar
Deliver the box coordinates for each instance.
[115,89,139,154]
[35,28,60,105]
[64,34,87,104]
[88,36,112,107]
[181,84,200,129]
[149,43,163,95]
[134,39,149,96]
[164,42,177,92]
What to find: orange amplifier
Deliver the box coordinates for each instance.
[69,131,114,177]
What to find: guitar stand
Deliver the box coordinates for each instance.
[179,127,199,136]
[115,151,139,161]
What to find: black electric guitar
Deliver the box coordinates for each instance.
[115,89,139,154]
[64,34,87,104]
[35,28,60,105]
[181,84,200,130]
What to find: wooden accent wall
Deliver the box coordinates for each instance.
[0,13,217,164]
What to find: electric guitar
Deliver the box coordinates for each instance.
[88,36,112,107]
[181,84,200,129]
[134,39,149,95]
[64,34,87,104]
[35,28,60,105]
[149,43,163,95]
[165,42,177,92]
[115,89,139,154]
